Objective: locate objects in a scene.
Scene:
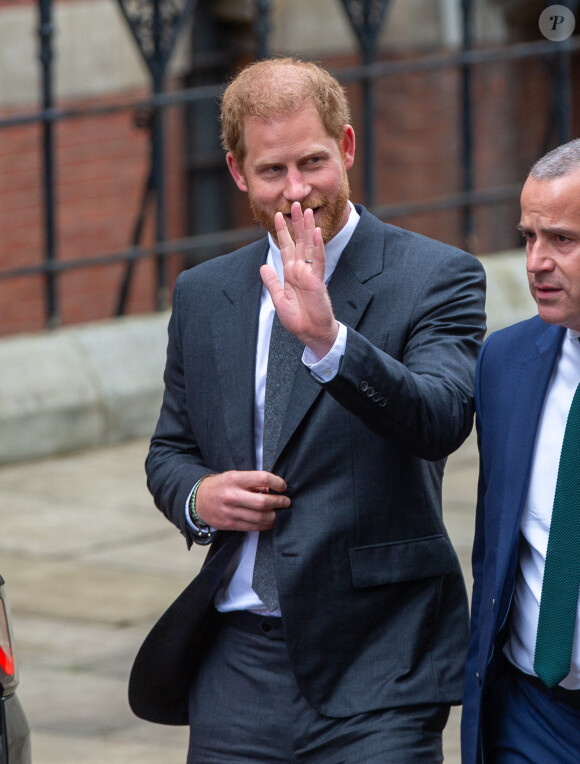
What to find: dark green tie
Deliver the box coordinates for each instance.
[533,380,580,688]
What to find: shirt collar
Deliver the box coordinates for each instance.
[267,201,360,285]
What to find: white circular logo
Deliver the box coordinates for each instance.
[539,5,576,41]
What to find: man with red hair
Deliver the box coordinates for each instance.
[131,57,486,763]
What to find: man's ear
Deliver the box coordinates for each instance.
[226,152,248,193]
[342,125,355,171]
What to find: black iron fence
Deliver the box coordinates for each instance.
[0,0,578,329]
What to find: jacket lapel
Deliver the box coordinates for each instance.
[495,322,564,576]
[272,208,382,465]
[212,240,268,470]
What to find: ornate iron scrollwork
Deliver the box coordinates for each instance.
[339,0,392,55]
[116,0,197,72]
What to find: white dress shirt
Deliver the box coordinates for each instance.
[190,202,360,615]
[504,328,580,689]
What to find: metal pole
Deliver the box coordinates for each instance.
[38,0,59,327]
[338,0,392,208]
[113,0,201,314]
[115,168,154,316]
[152,0,168,311]
[254,0,271,59]
[362,41,375,207]
[555,43,572,145]
[460,0,475,253]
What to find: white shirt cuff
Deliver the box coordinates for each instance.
[302,321,347,383]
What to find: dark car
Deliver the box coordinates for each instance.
[0,576,31,763]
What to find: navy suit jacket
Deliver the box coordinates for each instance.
[129,206,486,725]
[461,315,565,763]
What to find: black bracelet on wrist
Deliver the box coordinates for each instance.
[188,475,216,545]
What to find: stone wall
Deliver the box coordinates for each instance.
[0,250,536,465]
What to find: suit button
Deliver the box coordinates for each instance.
[379,397,387,407]
[475,672,482,687]
[372,391,381,403]
[366,386,375,397]
[491,598,496,611]
[360,381,369,392]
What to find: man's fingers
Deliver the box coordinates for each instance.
[311,224,326,278]
[260,263,281,300]
[258,470,288,494]
[195,471,290,532]
[220,470,290,507]
[301,207,325,278]
[291,201,306,247]
[275,211,295,263]
[235,511,276,532]
[289,204,325,276]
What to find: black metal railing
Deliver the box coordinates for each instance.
[0,0,578,329]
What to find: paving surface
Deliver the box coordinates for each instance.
[0,432,479,763]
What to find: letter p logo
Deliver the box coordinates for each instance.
[539,5,576,40]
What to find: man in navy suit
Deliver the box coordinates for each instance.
[462,138,580,763]
[129,57,486,762]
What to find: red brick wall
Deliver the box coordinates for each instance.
[349,52,576,255]
[5,0,87,5]
[0,48,577,337]
[0,91,185,336]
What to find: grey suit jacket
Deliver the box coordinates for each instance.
[129,206,486,725]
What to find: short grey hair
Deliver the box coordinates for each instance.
[529,138,580,180]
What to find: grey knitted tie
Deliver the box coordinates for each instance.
[252,313,301,611]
